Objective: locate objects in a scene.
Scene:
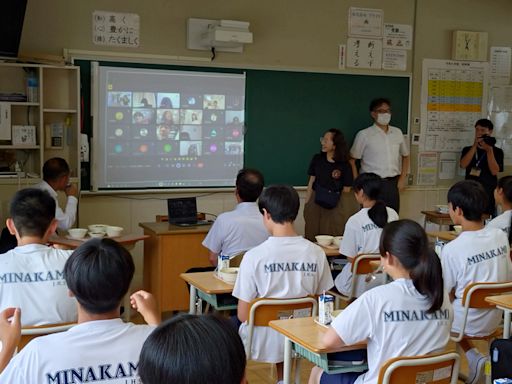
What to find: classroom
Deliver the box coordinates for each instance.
[0,0,512,383]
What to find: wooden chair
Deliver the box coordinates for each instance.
[377,351,460,384]
[245,297,317,384]
[18,322,76,351]
[450,281,512,343]
[329,253,382,308]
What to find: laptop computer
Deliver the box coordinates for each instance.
[167,197,211,226]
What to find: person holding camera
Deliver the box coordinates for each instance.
[460,118,504,216]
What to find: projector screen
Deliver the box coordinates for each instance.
[93,65,246,189]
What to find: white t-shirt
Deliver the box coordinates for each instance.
[202,202,269,258]
[487,210,512,236]
[0,244,77,326]
[350,124,409,178]
[232,236,334,363]
[36,180,78,230]
[334,207,399,297]
[441,227,512,336]
[0,318,154,383]
[331,279,452,384]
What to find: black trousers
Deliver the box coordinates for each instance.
[379,176,400,213]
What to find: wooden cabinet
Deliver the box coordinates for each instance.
[139,222,212,313]
[0,63,80,183]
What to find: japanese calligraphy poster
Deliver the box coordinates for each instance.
[383,23,413,50]
[93,11,140,47]
[347,38,382,70]
[348,7,383,37]
[420,59,488,152]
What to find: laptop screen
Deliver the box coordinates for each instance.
[167,197,198,224]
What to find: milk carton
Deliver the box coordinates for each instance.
[318,293,334,325]
[217,254,230,272]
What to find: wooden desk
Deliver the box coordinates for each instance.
[270,317,367,384]
[180,271,236,314]
[48,233,148,250]
[317,244,341,257]
[421,210,452,230]
[427,231,457,242]
[139,222,212,313]
[485,294,512,338]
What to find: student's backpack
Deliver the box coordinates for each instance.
[490,338,512,380]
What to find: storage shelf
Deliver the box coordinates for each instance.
[43,108,78,113]
[9,102,39,107]
[0,145,39,149]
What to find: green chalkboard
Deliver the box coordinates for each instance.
[76,60,409,188]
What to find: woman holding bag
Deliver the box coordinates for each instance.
[304,129,354,241]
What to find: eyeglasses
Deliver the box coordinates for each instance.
[374,109,392,114]
[319,137,332,144]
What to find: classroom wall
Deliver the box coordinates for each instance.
[7,0,512,288]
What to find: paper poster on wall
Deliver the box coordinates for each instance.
[348,7,383,37]
[92,11,140,47]
[417,152,438,186]
[488,85,512,165]
[383,23,412,50]
[347,38,382,69]
[420,59,488,152]
[490,47,511,85]
[439,152,457,180]
[382,49,407,71]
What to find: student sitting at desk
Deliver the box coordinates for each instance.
[334,173,399,298]
[233,185,333,384]
[202,168,269,267]
[441,180,512,384]
[0,188,76,326]
[487,175,512,243]
[310,220,452,384]
[0,238,160,383]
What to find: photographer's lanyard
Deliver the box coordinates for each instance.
[475,150,486,168]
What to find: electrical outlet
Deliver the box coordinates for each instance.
[414,117,420,124]
[407,174,414,185]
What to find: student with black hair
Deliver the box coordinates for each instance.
[441,180,512,384]
[233,185,333,384]
[0,238,160,383]
[0,188,76,326]
[487,175,512,244]
[460,119,504,216]
[139,314,247,384]
[304,129,353,241]
[310,219,452,384]
[334,173,399,297]
[202,168,269,266]
[36,157,78,230]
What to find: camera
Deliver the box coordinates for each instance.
[481,134,496,146]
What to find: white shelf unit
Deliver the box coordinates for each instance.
[0,63,80,183]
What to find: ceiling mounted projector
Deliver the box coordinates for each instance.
[187,18,253,53]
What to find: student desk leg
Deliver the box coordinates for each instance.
[189,285,198,315]
[282,337,301,384]
[500,306,511,338]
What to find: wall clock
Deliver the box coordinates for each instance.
[452,30,488,61]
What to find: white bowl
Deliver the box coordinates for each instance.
[332,236,343,247]
[315,235,334,247]
[88,224,107,233]
[106,226,123,237]
[68,228,87,239]
[218,267,239,284]
[435,205,449,214]
[88,231,105,238]
[453,225,463,234]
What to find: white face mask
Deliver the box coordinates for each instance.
[376,113,391,126]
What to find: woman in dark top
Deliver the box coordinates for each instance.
[304,128,354,241]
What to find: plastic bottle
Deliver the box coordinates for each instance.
[26,72,38,102]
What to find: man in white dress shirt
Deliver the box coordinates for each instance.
[202,168,269,266]
[350,98,410,213]
[36,157,78,231]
